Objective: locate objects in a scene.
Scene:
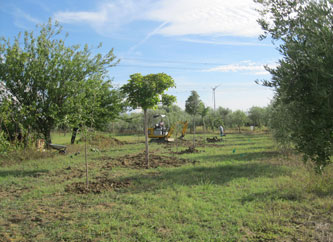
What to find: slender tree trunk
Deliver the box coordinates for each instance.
[203,117,206,146]
[71,127,79,144]
[193,115,195,147]
[85,127,88,188]
[144,109,149,168]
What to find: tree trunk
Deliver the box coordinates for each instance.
[71,127,78,144]
[238,126,241,133]
[44,128,52,147]
[144,109,149,168]
[193,116,196,147]
[85,128,88,188]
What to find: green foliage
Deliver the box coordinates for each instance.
[267,98,293,149]
[248,106,268,128]
[256,0,333,171]
[0,131,10,154]
[185,90,202,116]
[121,73,176,111]
[230,110,248,133]
[0,18,121,144]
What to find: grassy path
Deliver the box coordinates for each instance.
[0,132,332,241]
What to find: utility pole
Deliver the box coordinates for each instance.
[211,85,220,111]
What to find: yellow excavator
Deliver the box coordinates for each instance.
[148,114,188,142]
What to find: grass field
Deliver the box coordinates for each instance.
[0,131,332,241]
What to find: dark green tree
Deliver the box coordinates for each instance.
[255,0,333,171]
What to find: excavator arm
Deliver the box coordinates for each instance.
[166,121,188,139]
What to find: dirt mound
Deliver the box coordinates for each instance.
[65,178,131,194]
[102,153,195,169]
[176,146,202,154]
[206,136,223,143]
[79,134,125,148]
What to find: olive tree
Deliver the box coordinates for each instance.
[255,0,333,172]
[230,110,248,133]
[121,73,175,167]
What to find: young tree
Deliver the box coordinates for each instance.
[185,90,202,147]
[0,19,120,145]
[255,0,333,171]
[121,73,175,167]
[198,103,210,134]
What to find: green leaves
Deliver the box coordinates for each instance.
[0,18,122,143]
[256,0,333,171]
[121,73,176,111]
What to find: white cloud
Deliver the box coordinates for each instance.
[54,0,152,32]
[203,61,276,75]
[147,0,262,37]
[180,38,271,47]
[54,0,262,37]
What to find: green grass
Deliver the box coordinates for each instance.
[0,131,332,241]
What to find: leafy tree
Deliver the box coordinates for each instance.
[230,110,248,133]
[255,0,333,171]
[248,106,267,128]
[121,73,175,167]
[198,103,210,133]
[185,90,202,146]
[0,19,120,145]
[267,97,293,150]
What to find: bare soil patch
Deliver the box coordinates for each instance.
[102,153,196,169]
[175,146,202,154]
[65,177,131,194]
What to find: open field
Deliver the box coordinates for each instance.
[0,131,332,241]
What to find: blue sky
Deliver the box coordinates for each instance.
[0,0,280,111]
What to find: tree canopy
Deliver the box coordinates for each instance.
[0,19,122,144]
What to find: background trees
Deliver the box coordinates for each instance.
[256,0,333,171]
[121,73,175,167]
[0,19,122,145]
[230,110,248,133]
[185,90,202,146]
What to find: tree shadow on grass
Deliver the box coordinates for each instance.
[125,162,289,193]
[0,169,49,177]
[194,150,281,163]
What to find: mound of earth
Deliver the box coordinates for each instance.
[206,136,223,143]
[65,177,131,194]
[79,134,125,148]
[102,153,196,169]
[176,146,202,154]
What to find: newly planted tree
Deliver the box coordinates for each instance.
[121,73,175,167]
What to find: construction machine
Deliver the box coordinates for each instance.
[148,114,188,142]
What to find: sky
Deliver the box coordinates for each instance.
[0,0,281,111]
